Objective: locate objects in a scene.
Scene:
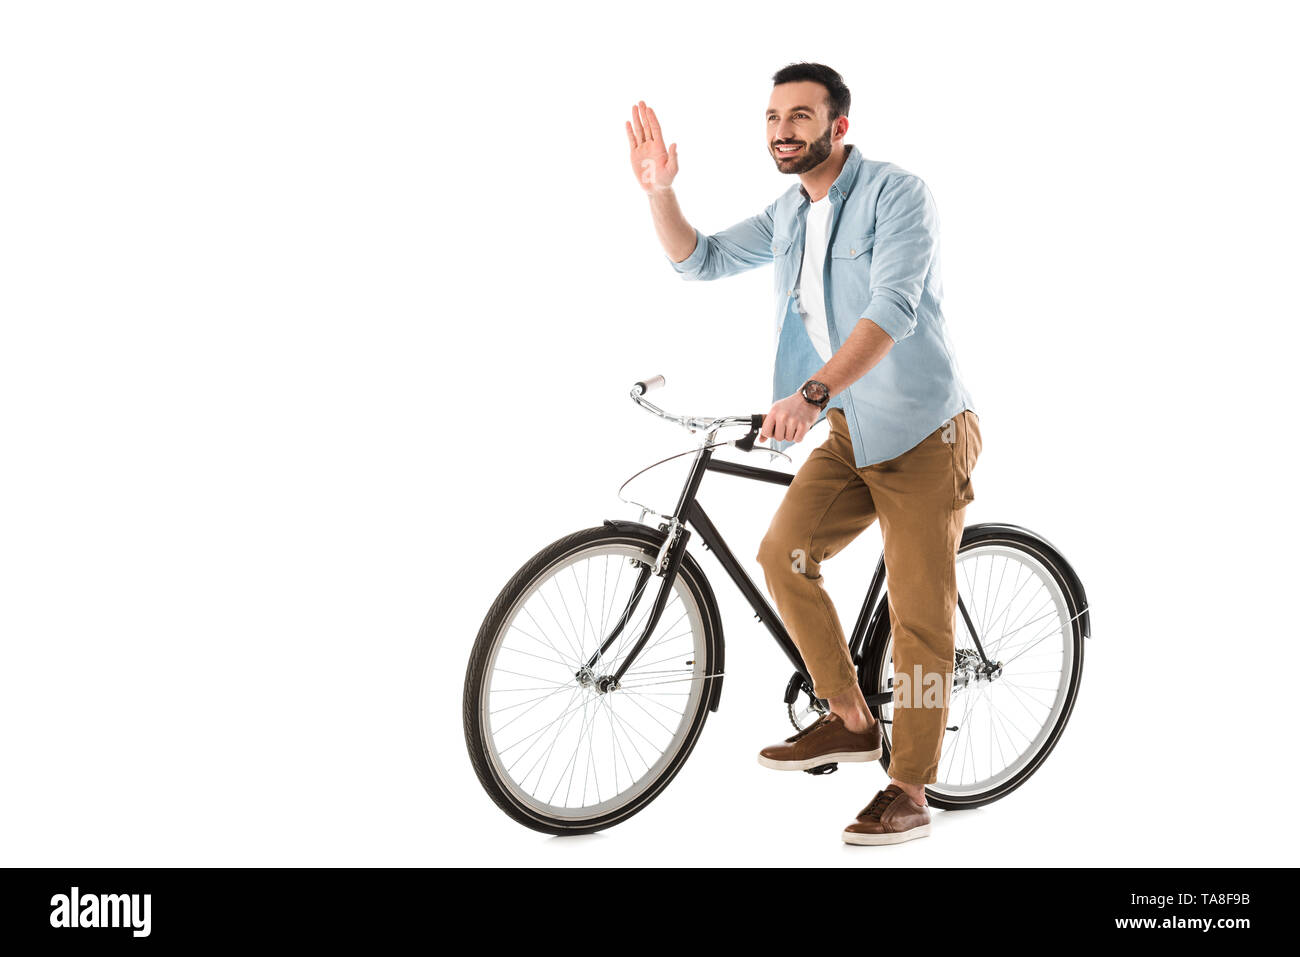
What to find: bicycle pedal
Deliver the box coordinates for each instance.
[804,762,838,776]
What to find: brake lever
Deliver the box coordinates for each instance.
[732,414,766,452]
[728,414,792,464]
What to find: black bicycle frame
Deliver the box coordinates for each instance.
[593,437,988,708]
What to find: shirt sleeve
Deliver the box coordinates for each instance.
[665,200,778,281]
[859,175,938,343]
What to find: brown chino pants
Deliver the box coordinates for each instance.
[756,406,981,785]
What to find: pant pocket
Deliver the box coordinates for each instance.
[952,412,980,508]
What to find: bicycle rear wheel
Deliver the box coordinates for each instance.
[463,523,721,835]
[864,526,1087,810]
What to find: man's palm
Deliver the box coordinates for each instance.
[627,100,678,192]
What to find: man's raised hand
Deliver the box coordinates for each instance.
[626,100,678,193]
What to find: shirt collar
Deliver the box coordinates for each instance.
[797,142,862,204]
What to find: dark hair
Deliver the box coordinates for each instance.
[770,62,851,121]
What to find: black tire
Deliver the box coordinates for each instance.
[862,524,1087,810]
[463,523,723,836]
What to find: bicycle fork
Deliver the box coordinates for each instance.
[578,517,692,694]
[579,430,718,693]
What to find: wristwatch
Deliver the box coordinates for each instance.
[800,379,830,409]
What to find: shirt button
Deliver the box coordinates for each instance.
[850,248,855,255]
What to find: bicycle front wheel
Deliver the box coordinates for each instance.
[463,523,721,835]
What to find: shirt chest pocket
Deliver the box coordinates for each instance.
[829,231,874,305]
[771,235,797,296]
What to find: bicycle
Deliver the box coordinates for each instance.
[463,376,1091,836]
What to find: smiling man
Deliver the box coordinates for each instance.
[628,62,981,846]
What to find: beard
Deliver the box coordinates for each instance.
[771,124,834,174]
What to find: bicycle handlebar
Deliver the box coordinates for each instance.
[629,375,767,451]
[633,375,666,395]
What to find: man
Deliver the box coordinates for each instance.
[627,62,981,846]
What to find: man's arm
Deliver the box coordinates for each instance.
[646,186,700,263]
[811,174,937,390]
[854,174,939,343]
[759,320,895,445]
[760,174,938,445]
[813,318,895,399]
[627,101,776,281]
[652,188,777,282]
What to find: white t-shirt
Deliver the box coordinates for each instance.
[794,193,834,363]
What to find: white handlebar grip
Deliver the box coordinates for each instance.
[634,375,666,395]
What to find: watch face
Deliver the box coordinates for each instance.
[803,381,829,405]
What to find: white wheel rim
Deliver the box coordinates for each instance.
[877,542,1077,798]
[480,542,708,821]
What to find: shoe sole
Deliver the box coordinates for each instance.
[842,823,932,846]
[756,747,883,771]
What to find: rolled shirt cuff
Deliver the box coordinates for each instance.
[860,290,917,343]
[665,226,708,279]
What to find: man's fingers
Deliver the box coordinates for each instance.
[625,121,638,151]
[630,103,646,143]
[640,101,655,141]
[646,104,663,142]
[762,413,794,443]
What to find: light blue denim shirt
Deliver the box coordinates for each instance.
[664,143,974,467]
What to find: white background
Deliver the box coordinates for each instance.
[2,1,1297,867]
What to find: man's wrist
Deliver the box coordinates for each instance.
[800,378,830,409]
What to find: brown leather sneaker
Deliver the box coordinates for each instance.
[757,711,882,771]
[842,784,932,845]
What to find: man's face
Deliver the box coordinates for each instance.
[766,80,838,174]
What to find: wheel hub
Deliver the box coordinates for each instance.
[574,667,622,693]
[954,648,1003,688]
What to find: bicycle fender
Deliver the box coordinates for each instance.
[961,523,1091,640]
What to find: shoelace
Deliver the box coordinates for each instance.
[785,712,836,743]
[858,787,900,821]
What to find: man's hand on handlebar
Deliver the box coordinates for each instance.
[759,392,821,446]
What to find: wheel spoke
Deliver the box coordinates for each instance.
[475,539,710,821]
[876,541,1079,801]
